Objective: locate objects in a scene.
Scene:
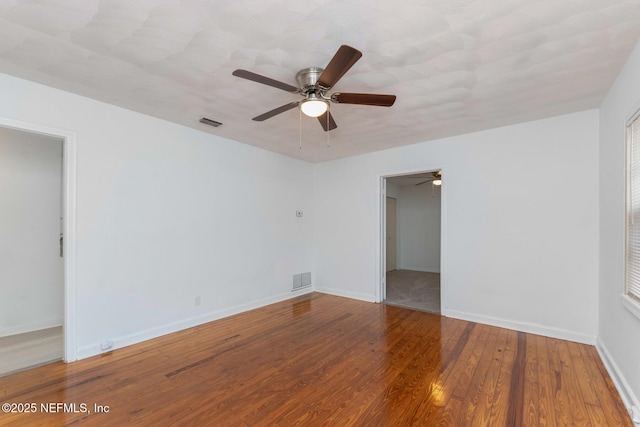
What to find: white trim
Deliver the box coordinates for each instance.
[314,287,376,303]
[77,287,313,360]
[0,117,78,362]
[626,104,640,127]
[0,318,63,338]
[626,108,640,302]
[377,177,386,303]
[439,173,448,313]
[444,308,596,345]
[622,293,640,321]
[398,266,441,273]
[596,337,640,425]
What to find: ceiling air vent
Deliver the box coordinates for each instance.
[199,117,222,127]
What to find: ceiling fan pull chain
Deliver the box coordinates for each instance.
[326,113,331,148]
[299,107,302,150]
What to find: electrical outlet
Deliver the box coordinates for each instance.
[100,340,113,351]
[195,296,201,307]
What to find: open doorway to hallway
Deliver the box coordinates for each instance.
[0,125,65,375]
[383,172,442,314]
[0,117,77,375]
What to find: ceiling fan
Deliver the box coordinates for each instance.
[232,45,396,131]
[408,171,442,186]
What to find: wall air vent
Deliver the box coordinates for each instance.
[199,117,222,127]
[293,272,312,291]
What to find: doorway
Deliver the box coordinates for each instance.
[0,117,77,370]
[380,170,443,314]
[0,127,64,374]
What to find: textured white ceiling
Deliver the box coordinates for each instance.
[0,0,639,162]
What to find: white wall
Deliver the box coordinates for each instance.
[0,127,63,336]
[314,110,600,343]
[598,38,640,411]
[386,182,400,199]
[0,72,314,359]
[397,184,441,272]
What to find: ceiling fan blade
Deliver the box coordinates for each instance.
[317,111,337,132]
[416,179,434,186]
[317,45,362,90]
[332,93,396,107]
[252,102,300,121]
[232,69,299,93]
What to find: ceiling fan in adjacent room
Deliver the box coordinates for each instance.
[409,171,442,186]
[232,45,397,131]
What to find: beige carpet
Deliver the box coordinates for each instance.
[384,270,440,313]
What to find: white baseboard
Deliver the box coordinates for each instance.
[76,287,314,360]
[0,318,63,338]
[314,287,376,303]
[443,309,596,345]
[596,337,640,425]
[398,266,440,273]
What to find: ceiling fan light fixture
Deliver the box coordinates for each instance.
[433,178,442,186]
[232,45,396,132]
[300,95,328,117]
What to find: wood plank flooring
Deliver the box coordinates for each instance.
[0,293,631,426]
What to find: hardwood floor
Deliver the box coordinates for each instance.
[0,293,631,426]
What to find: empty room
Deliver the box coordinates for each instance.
[1,1,640,425]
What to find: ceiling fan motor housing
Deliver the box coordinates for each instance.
[296,67,325,94]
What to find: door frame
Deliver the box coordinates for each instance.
[376,165,447,312]
[385,196,397,273]
[0,117,78,362]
